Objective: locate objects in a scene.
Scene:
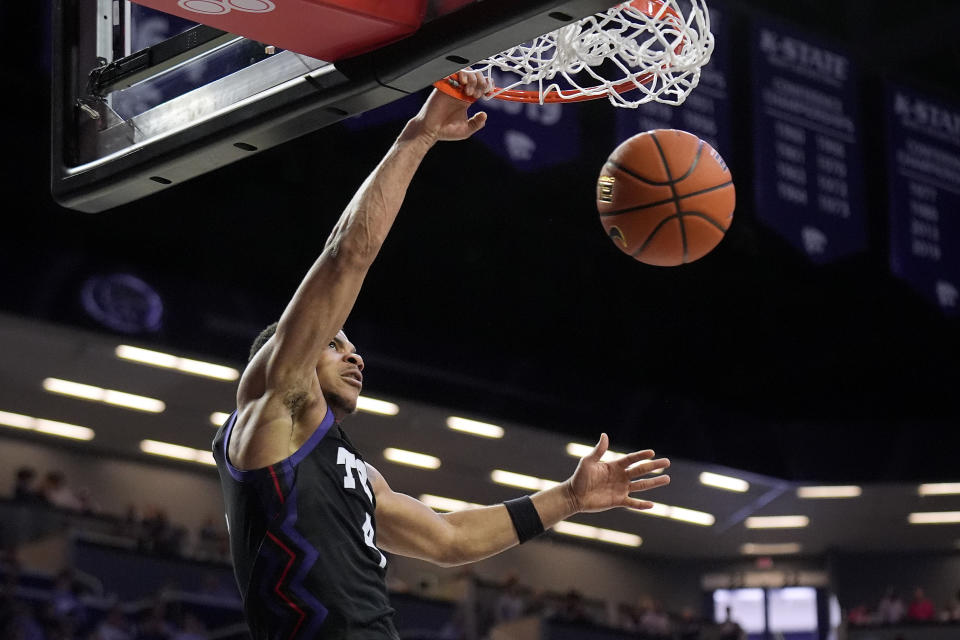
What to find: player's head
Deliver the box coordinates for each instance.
[249,323,364,416]
[317,330,364,415]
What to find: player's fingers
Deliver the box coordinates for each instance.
[587,433,609,462]
[616,449,655,469]
[458,70,480,97]
[627,457,670,478]
[623,498,655,510]
[466,111,487,133]
[629,474,670,493]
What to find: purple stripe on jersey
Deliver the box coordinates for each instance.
[277,466,328,636]
[287,407,335,468]
[222,412,254,482]
[223,407,334,482]
[254,538,291,635]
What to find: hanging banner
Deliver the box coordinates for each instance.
[472,76,582,172]
[751,18,866,263]
[615,1,731,159]
[887,85,960,315]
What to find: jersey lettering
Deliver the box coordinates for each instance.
[362,513,387,568]
[336,446,373,503]
[337,448,357,489]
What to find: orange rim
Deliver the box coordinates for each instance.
[432,0,684,104]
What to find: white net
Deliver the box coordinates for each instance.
[470,0,713,108]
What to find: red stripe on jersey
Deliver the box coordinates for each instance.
[266,531,306,639]
[268,465,285,504]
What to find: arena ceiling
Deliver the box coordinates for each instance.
[1,0,958,487]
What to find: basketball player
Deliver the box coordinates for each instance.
[212,71,672,639]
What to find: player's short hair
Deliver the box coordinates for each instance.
[249,321,279,362]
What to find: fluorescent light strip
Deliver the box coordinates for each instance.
[700,471,750,493]
[383,448,441,469]
[0,410,95,441]
[210,412,232,426]
[419,494,484,512]
[797,485,862,499]
[356,396,399,416]
[908,511,960,525]
[140,439,216,466]
[447,416,504,439]
[43,378,165,413]
[919,483,960,496]
[116,345,239,381]
[741,543,802,555]
[745,516,810,529]
[491,469,559,491]
[554,521,642,547]
[634,501,715,526]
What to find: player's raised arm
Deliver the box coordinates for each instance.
[238,73,490,403]
[370,435,670,566]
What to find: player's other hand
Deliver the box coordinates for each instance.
[564,434,671,514]
[408,71,493,143]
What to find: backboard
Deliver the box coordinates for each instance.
[51,0,624,212]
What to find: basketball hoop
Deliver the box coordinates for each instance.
[434,0,713,108]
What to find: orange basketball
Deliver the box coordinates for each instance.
[596,129,735,266]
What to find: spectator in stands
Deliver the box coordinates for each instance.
[136,601,177,640]
[847,603,872,626]
[171,612,207,640]
[493,573,526,624]
[0,596,45,640]
[550,589,592,625]
[140,507,187,556]
[49,569,84,620]
[947,588,960,622]
[907,586,935,622]
[719,606,746,640]
[12,467,43,503]
[677,607,703,640]
[613,602,638,631]
[641,599,671,638]
[40,471,83,511]
[878,587,906,624]
[94,604,133,640]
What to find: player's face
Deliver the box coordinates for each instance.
[316,330,364,415]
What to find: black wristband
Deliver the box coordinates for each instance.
[504,496,545,544]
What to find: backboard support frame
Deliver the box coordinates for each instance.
[51,0,623,213]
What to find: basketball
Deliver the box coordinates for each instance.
[596,129,736,266]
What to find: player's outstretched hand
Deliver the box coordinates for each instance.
[565,434,671,514]
[409,71,493,143]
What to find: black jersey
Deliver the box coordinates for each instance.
[212,409,399,640]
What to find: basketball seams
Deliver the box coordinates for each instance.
[598,180,734,217]
[631,211,728,260]
[649,132,688,264]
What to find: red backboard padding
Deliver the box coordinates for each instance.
[132,0,429,62]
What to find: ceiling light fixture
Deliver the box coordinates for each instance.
[356,396,400,416]
[43,377,165,413]
[116,345,239,381]
[383,448,440,469]
[490,469,559,491]
[0,410,95,441]
[797,485,862,499]
[745,516,810,529]
[700,471,750,493]
[446,416,504,438]
[140,439,215,465]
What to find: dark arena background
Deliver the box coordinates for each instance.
[1,0,959,638]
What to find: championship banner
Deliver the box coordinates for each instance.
[887,85,960,315]
[751,19,866,263]
[615,1,731,160]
